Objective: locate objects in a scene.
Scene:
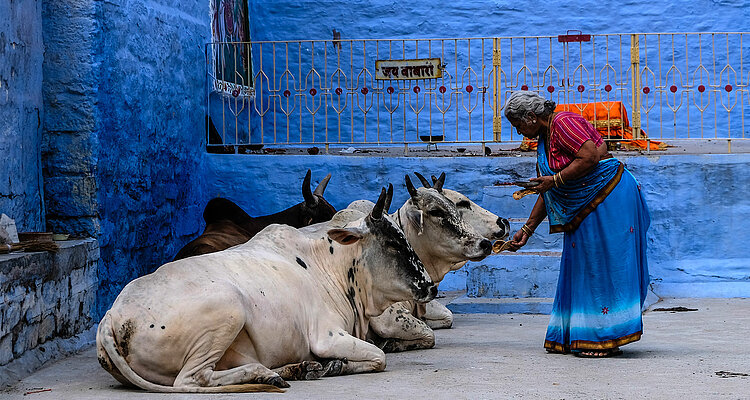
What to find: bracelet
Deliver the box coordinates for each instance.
[521,224,534,236]
[553,172,566,188]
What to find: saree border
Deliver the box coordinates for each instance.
[544,331,642,353]
[549,162,625,234]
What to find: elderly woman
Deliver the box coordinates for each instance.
[505,91,650,357]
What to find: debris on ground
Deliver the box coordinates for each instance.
[715,371,750,378]
[651,306,698,312]
[24,388,51,395]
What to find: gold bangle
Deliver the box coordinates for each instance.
[553,173,561,188]
[521,224,534,236]
[558,172,566,186]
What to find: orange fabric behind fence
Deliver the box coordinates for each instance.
[520,101,667,151]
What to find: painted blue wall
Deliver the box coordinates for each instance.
[92,0,211,317]
[205,153,750,298]
[39,0,212,317]
[1,0,45,233]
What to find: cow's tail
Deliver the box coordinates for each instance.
[97,312,284,393]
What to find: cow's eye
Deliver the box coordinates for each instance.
[456,200,471,209]
[427,209,445,217]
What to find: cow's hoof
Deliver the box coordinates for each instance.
[323,359,345,376]
[301,361,325,380]
[267,376,290,388]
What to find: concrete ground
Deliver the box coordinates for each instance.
[3,297,749,399]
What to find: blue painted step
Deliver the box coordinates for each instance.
[447,296,553,314]
[481,185,539,219]
[466,250,562,298]
[507,219,563,251]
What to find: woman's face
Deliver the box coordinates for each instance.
[508,113,542,139]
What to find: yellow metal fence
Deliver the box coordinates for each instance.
[206,32,750,151]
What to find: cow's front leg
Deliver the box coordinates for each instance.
[311,330,386,376]
[369,303,435,353]
[421,299,454,329]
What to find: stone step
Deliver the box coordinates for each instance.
[447,295,553,314]
[466,251,562,298]
[507,219,563,251]
[481,185,538,219]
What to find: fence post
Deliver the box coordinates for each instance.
[630,34,642,140]
[492,38,502,142]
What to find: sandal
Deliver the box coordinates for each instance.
[574,348,623,358]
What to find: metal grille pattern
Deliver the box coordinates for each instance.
[206,32,750,150]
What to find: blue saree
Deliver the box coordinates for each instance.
[537,140,651,353]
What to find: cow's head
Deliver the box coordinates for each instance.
[327,185,436,313]
[300,170,337,225]
[400,173,493,267]
[415,172,510,241]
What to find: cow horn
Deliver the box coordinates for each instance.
[313,173,332,196]
[413,172,432,188]
[383,183,394,214]
[371,187,388,220]
[302,170,317,205]
[433,172,446,192]
[405,175,419,199]
[431,175,438,184]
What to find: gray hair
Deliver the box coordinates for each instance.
[503,91,556,122]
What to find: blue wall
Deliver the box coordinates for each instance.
[39,0,211,317]
[205,153,750,298]
[93,0,210,317]
[1,0,45,233]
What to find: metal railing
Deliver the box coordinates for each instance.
[206,32,750,152]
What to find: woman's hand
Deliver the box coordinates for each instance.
[507,229,530,251]
[530,175,555,193]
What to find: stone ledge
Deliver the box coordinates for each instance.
[0,239,98,293]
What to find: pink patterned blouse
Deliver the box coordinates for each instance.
[547,111,604,171]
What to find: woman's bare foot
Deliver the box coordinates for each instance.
[576,348,622,358]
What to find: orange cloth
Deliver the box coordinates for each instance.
[520,101,667,151]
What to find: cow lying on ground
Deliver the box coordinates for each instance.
[173,170,335,260]
[96,186,436,393]
[348,172,508,352]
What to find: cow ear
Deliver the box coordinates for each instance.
[327,228,364,245]
[406,210,424,235]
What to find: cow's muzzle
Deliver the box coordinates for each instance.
[415,284,438,303]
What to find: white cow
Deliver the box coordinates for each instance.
[416,172,509,329]
[349,173,508,352]
[96,187,436,393]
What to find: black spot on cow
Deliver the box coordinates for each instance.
[149,324,154,328]
[328,331,333,336]
[329,246,334,254]
[338,332,344,336]
[352,259,356,266]
[296,257,308,269]
[161,326,165,330]
[116,320,136,358]
[328,237,333,244]
[347,268,355,283]
[348,287,356,299]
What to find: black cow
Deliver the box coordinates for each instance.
[173,170,336,260]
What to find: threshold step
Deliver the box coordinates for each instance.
[466,251,562,298]
[447,295,553,314]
